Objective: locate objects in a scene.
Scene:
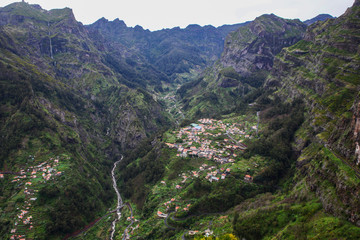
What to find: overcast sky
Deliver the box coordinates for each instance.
[0,0,355,30]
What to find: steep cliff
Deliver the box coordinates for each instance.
[264,0,360,227]
[178,14,306,119]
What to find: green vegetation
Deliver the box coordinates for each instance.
[1,1,360,240]
[233,197,360,240]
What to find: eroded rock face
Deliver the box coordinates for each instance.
[221,14,306,76]
[352,100,360,165]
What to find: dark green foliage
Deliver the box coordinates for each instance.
[245,99,305,188]
[120,140,170,208]
[241,70,269,88]
[233,200,360,240]
[186,176,262,215]
[104,54,144,87]
[177,77,204,98]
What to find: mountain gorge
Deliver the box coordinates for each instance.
[0,1,360,240]
[178,14,307,118]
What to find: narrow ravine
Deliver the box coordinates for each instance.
[110,155,123,240]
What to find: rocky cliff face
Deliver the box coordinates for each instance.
[177,14,306,119]
[221,14,306,75]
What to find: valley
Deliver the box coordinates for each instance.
[0,0,360,239]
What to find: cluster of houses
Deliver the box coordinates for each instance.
[187,228,213,237]
[28,158,63,181]
[8,156,64,240]
[166,118,252,164]
[157,197,192,218]
[204,165,231,182]
[156,163,238,219]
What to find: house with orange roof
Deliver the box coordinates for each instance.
[157,211,167,218]
[244,175,253,182]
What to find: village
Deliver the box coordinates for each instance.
[165,118,254,164]
[1,155,68,240]
[145,118,259,238]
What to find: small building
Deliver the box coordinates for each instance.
[209,176,219,182]
[157,211,167,218]
[204,229,213,237]
[189,230,199,235]
[244,175,253,182]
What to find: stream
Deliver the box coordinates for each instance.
[110,155,123,240]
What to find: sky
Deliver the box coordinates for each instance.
[0,0,355,30]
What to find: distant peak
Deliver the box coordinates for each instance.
[30,4,42,10]
[185,24,201,30]
[98,17,109,22]
[134,25,144,31]
[304,14,334,26]
[256,13,281,20]
[113,18,127,27]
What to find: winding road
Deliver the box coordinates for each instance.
[164,211,223,239]
[121,203,135,240]
[225,131,247,150]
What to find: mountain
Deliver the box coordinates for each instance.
[303,13,335,25]
[264,0,360,225]
[113,1,360,239]
[177,14,307,118]
[0,2,170,239]
[1,0,360,239]
[0,2,242,239]
[87,18,245,81]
